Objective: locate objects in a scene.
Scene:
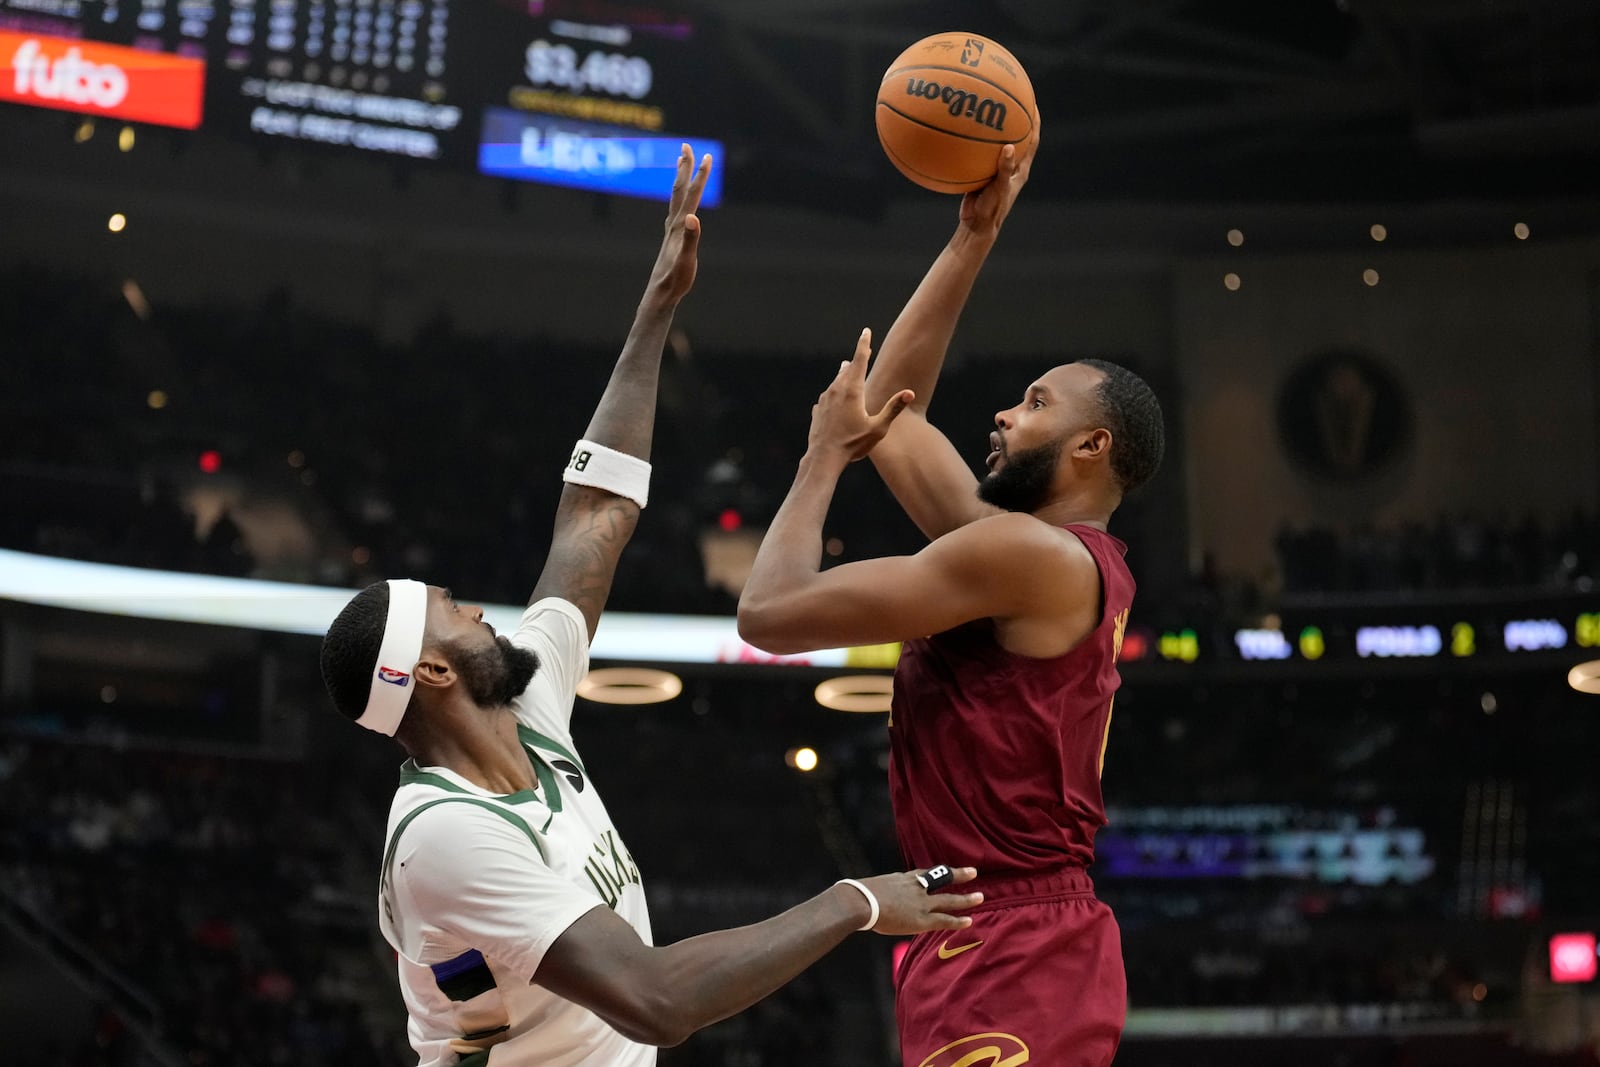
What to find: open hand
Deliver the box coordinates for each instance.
[808,328,915,463]
[859,866,982,936]
[959,107,1041,237]
[646,145,713,305]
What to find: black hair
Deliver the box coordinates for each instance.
[1075,359,1165,494]
[320,581,397,721]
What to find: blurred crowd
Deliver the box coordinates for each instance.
[0,737,399,1065]
[1,667,1593,1062]
[7,265,1595,626]
[0,712,870,1066]
[0,264,937,612]
[1275,512,1600,595]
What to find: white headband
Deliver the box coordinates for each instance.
[356,578,428,736]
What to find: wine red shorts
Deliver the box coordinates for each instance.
[895,867,1126,1067]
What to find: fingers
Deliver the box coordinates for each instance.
[666,146,712,222]
[870,389,915,432]
[916,878,980,931]
[827,327,872,387]
[947,866,978,885]
[852,327,873,369]
[666,143,691,215]
[928,891,984,914]
[928,912,975,929]
[684,152,713,215]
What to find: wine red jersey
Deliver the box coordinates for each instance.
[888,524,1134,875]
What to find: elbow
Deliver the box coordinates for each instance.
[605,988,694,1047]
[736,600,802,655]
[735,601,767,649]
[652,1023,694,1049]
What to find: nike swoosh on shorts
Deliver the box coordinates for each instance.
[936,939,984,960]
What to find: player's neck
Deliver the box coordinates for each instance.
[407,704,539,796]
[1031,488,1113,531]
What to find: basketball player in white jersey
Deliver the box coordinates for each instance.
[319,147,982,1067]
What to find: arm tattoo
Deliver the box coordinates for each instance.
[532,487,641,640]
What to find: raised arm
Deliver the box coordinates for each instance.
[530,147,711,640]
[738,329,1095,655]
[536,866,980,1047]
[864,125,1039,541]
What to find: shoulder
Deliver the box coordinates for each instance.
[938,512,1099,572]
[926,513,1101,610]
[394,797,545,872]
[514,597,589,650]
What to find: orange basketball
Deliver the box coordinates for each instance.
[875,32,1036,194]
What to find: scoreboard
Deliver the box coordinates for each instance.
[473,3,724,203]
[220,0,468,161]
[0,0,727,202]
[0,0,217,55]
[1129,594,1600,668]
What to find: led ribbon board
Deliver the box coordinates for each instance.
[0,548,839,666]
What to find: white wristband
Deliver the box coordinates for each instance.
[563,439,650,509]
[834,878,879,932]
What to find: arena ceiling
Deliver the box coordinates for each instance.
[690,0,1600,205]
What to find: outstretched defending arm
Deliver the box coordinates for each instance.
[864,125,1039,541]
[530,147,711,641]
[536,865,980,1047]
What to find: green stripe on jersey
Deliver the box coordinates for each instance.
[397,761,542,805]
[517,724,586,775]
[381,796,549,895]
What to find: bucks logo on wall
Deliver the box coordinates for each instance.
[1277,349,1412,481]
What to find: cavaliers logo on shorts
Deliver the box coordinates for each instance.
[916,1032,1029,1067]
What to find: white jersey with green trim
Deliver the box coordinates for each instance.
[377,597,654,1067]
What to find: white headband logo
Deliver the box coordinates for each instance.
[356,578,428,736]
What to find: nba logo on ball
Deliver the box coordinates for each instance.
[875,32,1037,194]
[377,666,411,687]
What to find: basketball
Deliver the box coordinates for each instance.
[875,32,1037,194]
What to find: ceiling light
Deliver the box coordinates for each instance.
[814,674,893,713]
[577,667,683,705]
[1567,660,1600,694]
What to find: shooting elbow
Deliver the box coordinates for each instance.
[736,599,798,654]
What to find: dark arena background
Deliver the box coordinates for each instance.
[4,0,1600,1064]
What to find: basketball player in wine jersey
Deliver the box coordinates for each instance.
[739,131,1165,1067]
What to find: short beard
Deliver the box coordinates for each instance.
[977,438,1063,514]
[449,635,540,709]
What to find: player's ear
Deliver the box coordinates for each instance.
[413,649,454,691]
[1076,428,1112,459]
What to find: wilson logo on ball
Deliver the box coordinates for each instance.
[901,78,1008,131]
[876,31,1034,193]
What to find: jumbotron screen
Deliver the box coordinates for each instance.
[0,0,727,202]
[0,0,212,127]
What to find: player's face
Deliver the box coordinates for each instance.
[428,587,540,709]
[978,435,1061,512]
[982,364,1103,510]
